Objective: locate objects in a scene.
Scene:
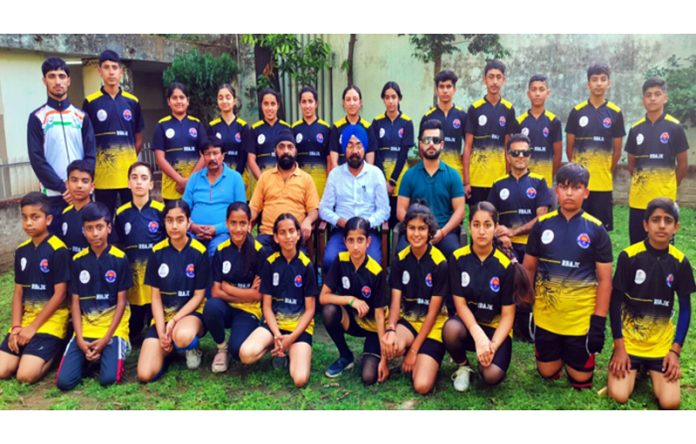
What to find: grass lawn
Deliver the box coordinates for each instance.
[1,204,695,410]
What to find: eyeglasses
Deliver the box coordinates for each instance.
[509,150,532,158]
[421,136,442,145]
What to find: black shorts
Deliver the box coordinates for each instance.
[582,191,613,231]
[534,325,595,372]
[461,324,512,373]
[345,309,381,357]
[144,311,205,340]
[0,333,65,362]
[262,324,313,346]
[398,319,446,364]
[629,354,665,373]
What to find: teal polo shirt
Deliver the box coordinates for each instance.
[398,161,464,228]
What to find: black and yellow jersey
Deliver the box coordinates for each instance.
[328,116,377,165]
[292,118,330,197]
[372,112,414,195]
[624,113,689,210]
[70,245,132,341]
[250,119,291,173]
[59,204,89,255]
[526,210,612,335]
[420,105,467,178]
[565,99,626,192]
[152,114,207,200]
[613,241,696,358]
[390,244,449,341]
[260,250,318,335]
[324,252,387,333]
[212,235,266,319]
[144,236,209,323]
[516,109,562,186]
[13,235,70,339]
[82,88,144,190]
[209,116,252,175]
[114,199,165,307]
[487,171,553,245]
[465,97,518,188]
[449,245,514,328]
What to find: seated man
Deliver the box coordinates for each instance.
[250,128,319,251]
[183,138,246,256]
[320,125,390,273]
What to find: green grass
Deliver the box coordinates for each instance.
[1,205,696,410]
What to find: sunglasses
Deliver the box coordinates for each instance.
[421,136,443,145]
[509,150,532,158]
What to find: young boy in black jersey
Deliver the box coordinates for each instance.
[608,198,694,409]
[60,160,95,254]
[0,192,71,383]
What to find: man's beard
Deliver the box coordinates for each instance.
[278,154,296,170]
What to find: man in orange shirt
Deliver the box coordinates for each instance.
[250,128,319,252]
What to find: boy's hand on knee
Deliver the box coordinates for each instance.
[609,346,631,379]
[662,351,681,382]
[17,326,36,347]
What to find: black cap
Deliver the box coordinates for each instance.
[99,49,120,64]
[274,127,295,147]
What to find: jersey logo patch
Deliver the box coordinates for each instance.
[222,260,232,274]
[165,128,175,139]
[79,270,90,284]
[235,132,242,143]
[189,128,198,138]
[425,272,433,288]
[97,109,108,122]
[398,128,405,138]
[294,274,303,287]
[258,134,266,145]
[477,116,486,127]
[453,118,462,129]
[577,233,591,249]
[158,263,169,278]
[636,133,644,145]
[361,285,372,299]
[526,187,537,199]
[634,269,646,285]
[186,263,195,278]
[498,116,507,127]
[499,188,510,200]
[62,222,68,236]
[105,269,117,283]
[660,132,670,144]
[296,133,303,144]
[489,276,500,292]
[39,258,50,273]
[273,272,279,286]
[402,271,410,285]
[123,109,132,122]
[20,257,27,271]
[461,271,470,287]
[124,222,132,235]
[579,116,589,128]
[379,128,386,138]
[541,229,554,245]
[316,133,324,143]
[542,127,549,138]
[342,276,350,289]
[521,127,530,136]
[666,273,674,288]
[148,221,159,233]
[602,117,612,129]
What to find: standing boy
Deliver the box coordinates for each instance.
[60,160,95,254]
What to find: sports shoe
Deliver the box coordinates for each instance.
[185,347,203,369]
[211,347,230,373]
[451,365,473,392]
[272,356,288,369]
[325,356,354,378]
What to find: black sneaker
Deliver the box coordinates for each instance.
[325,356,354,378]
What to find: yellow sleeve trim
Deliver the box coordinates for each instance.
[665,114,681,125]
[360,118,371,128]
[473,99,486,109]
[153,239,170,252]
[455,105,464,112]
[190,239,207,254]
[267,252,280,264]
[401,113,412,122]
[209,118,222,126]
[48,235,67,251]
[116,202,132,216]
[574,101,589,111]
[334,117,347,127]
[280,120,291,128]
[292,119,303,128]
[529,172,545,180]
[18,238,32,249]
[365,256,383,276]
[217,239,231,251]
[187,116,201,123]
[630,117,646,128]
[453,245,471,260]
[397,246,411,261]
[544,110,557,121]
[158,116,172,124]
[493,249,511,268]
[538,210,558,222]
[581,212,603,226]
[338,251,351,262]
[624,241,647,258]
[108,245,126,259]
[374,114,386,121]
[424,107,436,117]
[318,119,330,128]
[501,98,513,109]
[237,117,247,126]
[150,200,165,212]
[73,248,90,260]
[254,240,264,252]
[494,174,509,184]
[85,91,103,103]
[121,91,139,103]
[62,205,74,215]
[430,246,447,265]
[669,245,685,263]
[252,120,265,129]
[607,102,622,113]
[516,112,529,124]
[298,251,311,267]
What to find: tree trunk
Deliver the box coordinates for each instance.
[253,41,283,120]
[347,34,357,85]
[432,51,442,106]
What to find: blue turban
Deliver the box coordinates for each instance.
[341,124,368,152]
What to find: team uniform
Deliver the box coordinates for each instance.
[152,114,207,201]
[292,118,330,197]
[390,245,449,363]
[324,252,388,357]
[525,210,612,374]
[420,105,467,178]
[448,245,515,372]
[82,88,144,212]
[516,109,563,186]
[565,100,626,231]
[248,119,291,195]
[59,204,89,255]
[328,116,377,166]
[488,171,553,261]
[209,115,252,193]
[465,97,518,208]
[259,250,318,345]
[204,235,265,359]
[0,236,70,362]
[56,245,132,390]
[611,240,695,371]
[114,199,165,341]
[624,113,689,244]
[143,237,210,340]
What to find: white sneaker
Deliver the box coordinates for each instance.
[451,365,473,392]
[211,347,229,373]
[185,347,203,369]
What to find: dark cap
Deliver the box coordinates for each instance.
[274,127,295,147]
[99,49,120,64]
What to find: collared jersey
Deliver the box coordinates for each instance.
[250,119,291,173]
[209,116,252,174]
[488,171,553,245]
[516,109,562,185]
[114,199,165,306]
[465,97,518,188]
[390,245,449,341]
[625,113,689,209]
[449,246,514,328]
[329,116,377,165]
[325,252,387,333]
[372,112,414,195]
[565,100,626,192]
[60,204,89,255]
[613,241,696,358]
[152,114,206,200]
[420,105,467,177]
[14,235,71,338]
[526,210,613,335]
[212,235,266,319]
[83,88,144,190]
[292,118,330,197]
[144,237,209,323]
[70,245,132,341]
[260,250,318,335]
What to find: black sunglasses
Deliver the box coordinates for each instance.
[421,136,443,145]
[509,150,532,158]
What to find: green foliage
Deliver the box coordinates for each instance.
[162,49,239,123]
[646,55,696,127]
[408,34,510,65]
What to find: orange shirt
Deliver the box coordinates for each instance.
[250,166,320,235]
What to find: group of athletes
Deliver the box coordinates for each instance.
[0,50,693,409]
